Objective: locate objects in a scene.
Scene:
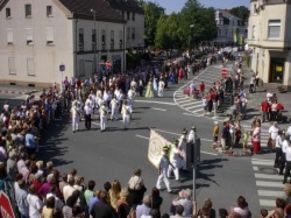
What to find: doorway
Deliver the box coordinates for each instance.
[269,58,285,83]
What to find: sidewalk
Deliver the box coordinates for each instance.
[0,84,41,96]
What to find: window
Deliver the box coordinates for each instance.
[132,12,135,21]
[8,57,16,75]
[25,28,33,45]
[119,30,123,49]
[132,28,135,40]
[46,27,54,45]
[110,30,114,50]
[101,29,106,50]
[25,4,32,17]
[127,27,130,40]
[7,29,13,45]
[92,29,96,50]
[252,25,256,39]
[6,8,11,18]
[268,20,281,39]
[27,57,35,76]
[46,5,53,17]
[127,11,130,20]
[79,28,84,51]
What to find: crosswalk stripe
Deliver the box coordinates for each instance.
[252,160,273,166]
[177,98,192,104]
[253,166,259,171]
[191,108,204,113]
[179,101,198,107]
[256,181,283,188]
[184,104,203,110]
[254,173,282,180]
[258,190,285,197]
[259,199,276,207]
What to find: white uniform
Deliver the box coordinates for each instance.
[127,89,135,114]
[178,135,187,161]
[158,80,165,97]
[99,105,108,131]
[70,101,80,132]
[156,154,172,192]
[167,148,182,181]
[121,104,130,129]
[110,98,119,120]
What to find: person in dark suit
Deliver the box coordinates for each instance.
[91,190,116,218]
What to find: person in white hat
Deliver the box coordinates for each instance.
[156,145,173,193]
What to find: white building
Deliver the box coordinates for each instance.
[215,9,248,45]
[0,0,127,87]
[248,0,291,86]
[107,0,144,49]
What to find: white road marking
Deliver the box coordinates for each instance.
[151,107,167,112]
[191,108,204,113]
[182,113,203,117]
[258,190,284,197]
[200,151,218,156]
[154,129,213,142]
[252,160,273,166]
[184,104,202,110]
[259,199,276,207]
[256,181,283,188]
[254,173,282,180]
[176,98,192,104]
[136,134,149,140]
[135,100,176,106]
[179,101,197,107]
[253,166,259,171]
[92,121,100,126]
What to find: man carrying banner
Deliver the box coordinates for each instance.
[167,140,184,181]
[156,145,173,193]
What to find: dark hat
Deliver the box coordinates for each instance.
[182,128,188,134]
[162,145,170,152]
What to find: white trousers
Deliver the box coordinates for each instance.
[123,114,130,128]
[158,89,164,97]
[156,170,171,192]
[100,116,107,130]
[167,164,179,180]
[72,116,80,131]
[111,107,118,120]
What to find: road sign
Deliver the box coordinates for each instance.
[59,64,65,72]
[0,191,16,218]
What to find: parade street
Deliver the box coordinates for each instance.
[38,94,264,217]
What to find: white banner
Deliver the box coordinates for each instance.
[148,129,175,169]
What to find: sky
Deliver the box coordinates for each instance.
[146,0,250,14]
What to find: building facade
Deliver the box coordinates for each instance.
[215,9,248,45]
[0,0,126,87]
[108,0,144,49]
[248,0,291,86]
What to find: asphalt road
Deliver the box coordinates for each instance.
[38,99,262,215]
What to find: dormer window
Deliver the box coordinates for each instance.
[6,8,11,18]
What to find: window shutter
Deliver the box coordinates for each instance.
[46,27,54,42]
[7,29,13,43]
[26,28,33,41]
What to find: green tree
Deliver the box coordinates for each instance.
[230,6,250,23]
[143,2,165,47]
[179,0,217,48]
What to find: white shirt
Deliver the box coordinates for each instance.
[269,126,279,140]
[275,135,283,149]
[286,146,291,161]
[287,126,291,140]
[62,185,76,202]
[84,104,93,115]
[282,140,289,154]
[187,130,196,143]
[27,193,42,218]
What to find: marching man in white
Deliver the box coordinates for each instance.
[70,100,81,133]
[178,128,188,169]
[121,100,130,130]
[167,140,184,181]
[158,78,165,97]
[99,101,108,132]
[127,87,136,115]
[110,96,119,121]
[156,145,173,193]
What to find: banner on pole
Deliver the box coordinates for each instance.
[148,129,175,169]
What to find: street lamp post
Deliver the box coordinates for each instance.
[90,9,97,75]
[189,24,195,61]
